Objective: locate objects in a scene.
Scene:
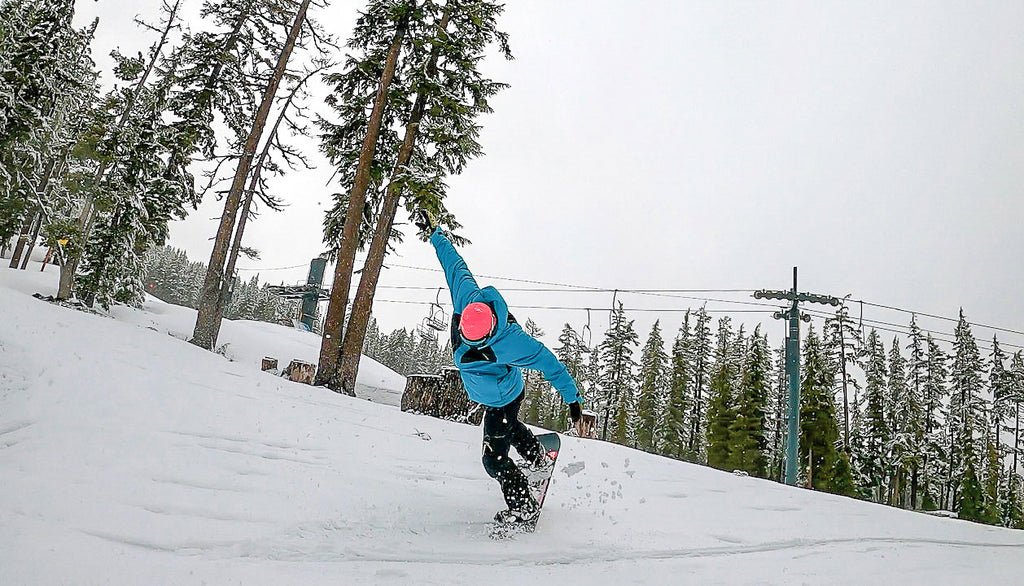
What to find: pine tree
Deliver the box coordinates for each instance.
[193,0,316,349]
[551,324,585,430]
[922,333,949,510]
[904,315,928,508]
[958,455,986,523]
[337,1,514,394]
[767,343,788,481]
[659,313,692,460]
[1009,352,1024,481]
[948,309,987,513]
[885,337,909,506]
[824,306,861,452]
[705,317,737,470]
[0,1,97,257]
[859,329,888,502]
[731,326,770,478]
[635,320,668,453]
[799,326,843,493]
[687,307,713,461]
[989,336,1012,454]
[598,303,638,444]
[521,319,546,426]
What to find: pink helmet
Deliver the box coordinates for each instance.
[460,302,497,342]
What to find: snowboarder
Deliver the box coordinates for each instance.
[414,210,584,525]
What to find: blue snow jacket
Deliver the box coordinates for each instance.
[430,229,583,409]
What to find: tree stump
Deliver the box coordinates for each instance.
[578,410,598,439]
[262,357,278,372]
[401,367,483,425]
[285,359,315,384]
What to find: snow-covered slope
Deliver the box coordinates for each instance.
[2,265,1024,585]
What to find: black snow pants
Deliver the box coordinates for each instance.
[482,391,544,511]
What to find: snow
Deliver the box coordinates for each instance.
[2,263,1024,585]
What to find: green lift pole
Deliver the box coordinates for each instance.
[755,267,839,485]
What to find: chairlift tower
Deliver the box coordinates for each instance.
[267,257,331,331]
[754,267,839,486]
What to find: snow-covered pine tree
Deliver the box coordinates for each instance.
[922,333,950,510]
[521,319,548,426]
[948,309,988,514]
[889,335,926,508]
[767,343,788,481]
[658,312,692,460]
[598,302,638,444]
[706,317,738,471]
[859,329,888,502]
[982,433,1002,525]
[0,1,96,253]
[687,307,713,461]
[824,306,862,452]
[552,324,586,430]
[730,326,770,478]
[76,53,197,309]
[634,321,668,452]
[885,337,909,506]
[799,325,845,494]
[989,336,1012,455]
[1009,351,1024,481]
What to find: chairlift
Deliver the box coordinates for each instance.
[581,308,593,348]
[424,288,447,331]
[416,320,438,343]
[417,289,447,343]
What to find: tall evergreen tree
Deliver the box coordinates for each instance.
[687,307,713,461]
[859,329,888,501]
[885,337,909,506]
[337,1,514,395]
[551,324,586,431]
[731,326,770,478]
[598,302,638,444]
[706,317,737,470]
[635,320,669,453]
[659,313,692,459]
[922,333,949,510]
[799,326,845,494]
[947,309,987,513]
[824,306,861,452]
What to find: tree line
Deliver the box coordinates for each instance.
[517,303,1024,529]
[143,245,308,330]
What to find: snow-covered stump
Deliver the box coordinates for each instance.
[402,368,483,425]
[261,357,278,372]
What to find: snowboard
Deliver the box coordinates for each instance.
[488,432,561,539]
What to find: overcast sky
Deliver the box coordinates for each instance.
[75,1,1024,355]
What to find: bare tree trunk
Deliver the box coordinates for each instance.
[315,7,413,392]
[337,5,452,395]
[19,213,43,270]
[192,0,311,350]
[9,215,35,268]
[41,246,53,270]
[209,66,321,347]
[58,0,183,300]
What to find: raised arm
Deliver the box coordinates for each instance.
[429,228,480,311]
[504,328,583,406]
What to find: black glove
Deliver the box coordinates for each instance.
[412,208,437,234]
[568,402,582,424]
